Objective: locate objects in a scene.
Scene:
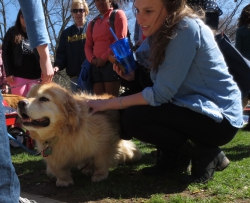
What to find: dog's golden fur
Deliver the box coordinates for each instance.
[3,94,26,109]
[17,82,142,187]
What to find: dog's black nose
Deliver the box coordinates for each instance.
[18,100,29,109]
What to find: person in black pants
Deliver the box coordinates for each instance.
[87,0,243,184]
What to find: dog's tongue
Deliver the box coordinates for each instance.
[22,117,47,123]
[22,118,32,122]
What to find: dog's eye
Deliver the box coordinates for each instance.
[39,97,49,102]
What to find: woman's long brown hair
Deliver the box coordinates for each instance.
[134,0,201,71]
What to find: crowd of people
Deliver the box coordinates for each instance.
[0,0,249,202]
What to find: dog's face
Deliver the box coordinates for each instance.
[17,83,80,140]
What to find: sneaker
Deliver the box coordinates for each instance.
[19,197,37,203]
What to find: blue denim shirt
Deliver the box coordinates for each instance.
[142,17,243,128]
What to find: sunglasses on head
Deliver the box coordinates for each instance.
[72,9,85,14]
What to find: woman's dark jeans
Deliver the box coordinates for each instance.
[121,103,238,150]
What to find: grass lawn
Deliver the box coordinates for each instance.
[11,129,250,203]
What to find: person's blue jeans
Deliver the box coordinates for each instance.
[0,94,20,203]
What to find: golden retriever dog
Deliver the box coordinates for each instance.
[3,94,26,109]
[17,82,142,187]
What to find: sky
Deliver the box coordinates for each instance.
[3,2,20,29]
[2,0,249,45]
[218,0,249,19]
[5,1,249,28]
[5,0,250,24]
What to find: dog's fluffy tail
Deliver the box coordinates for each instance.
[118,140,142,164]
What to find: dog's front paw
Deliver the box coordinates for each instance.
[56,178,74,187]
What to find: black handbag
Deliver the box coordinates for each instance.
[215,33,250,97]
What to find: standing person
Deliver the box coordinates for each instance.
[87,0,243,184]
[2,9,41,97]
[235,4,250,61]
[0,0,54,202]
[235,4,250,108]
[85,0,128,97]
[0,44,9,94]
[187,0,223,30]
[54,0,89,93]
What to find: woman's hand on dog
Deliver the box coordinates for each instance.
[87,99,110,114]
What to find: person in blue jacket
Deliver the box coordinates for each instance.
[87,0,243,184]
[0,0,54,202]
[54,0,89,93]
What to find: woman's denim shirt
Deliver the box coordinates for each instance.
[142,17,243,128]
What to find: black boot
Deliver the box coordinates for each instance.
[178,155,191,174]
[216,153,230,171]
[141,148,190,176]
[179,140,230,184]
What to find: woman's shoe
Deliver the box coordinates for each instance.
[182,150,228,184]
[216,154,230,171]
[179,140,230,184]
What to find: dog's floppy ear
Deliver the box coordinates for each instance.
[59,91,80,133]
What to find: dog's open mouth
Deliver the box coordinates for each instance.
[20,113,50,127]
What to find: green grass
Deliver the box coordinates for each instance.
[11,129,250,203]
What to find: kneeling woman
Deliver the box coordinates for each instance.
[87,0,243,184]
